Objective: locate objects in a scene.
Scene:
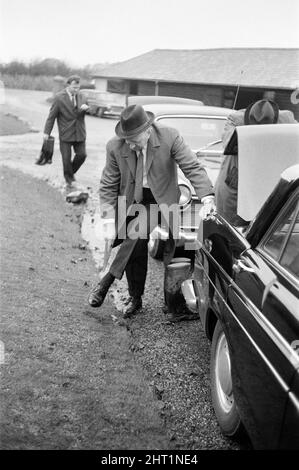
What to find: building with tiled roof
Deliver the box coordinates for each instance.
[92,48,299,117]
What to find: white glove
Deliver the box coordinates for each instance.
[80,104,89,111]
[199,195,217,220]
[94,217,116,241]
[103,220,116,241]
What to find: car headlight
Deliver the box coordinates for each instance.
[178,184,192,207]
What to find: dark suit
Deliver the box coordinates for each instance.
[44,89,88,183]
[100,122,214,297]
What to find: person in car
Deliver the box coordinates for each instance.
[215,99,297,226]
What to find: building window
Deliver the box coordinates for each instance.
[107,79,128,94]
[223,90,235,108]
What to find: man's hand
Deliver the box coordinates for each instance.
[199,195,217,220]
[103,220,116,241]
[43,133,49,141]
[95,217,116,241]
[80,104,89,111]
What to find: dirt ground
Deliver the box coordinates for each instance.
[0,166,170,450]
[0,90,247,451]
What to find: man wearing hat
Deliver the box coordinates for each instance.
[215,99,297,226]
[88,104,216,319]
[43,75,89,187]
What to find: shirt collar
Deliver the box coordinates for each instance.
[66,89,75,102]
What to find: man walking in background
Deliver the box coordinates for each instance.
[43,75,89,188]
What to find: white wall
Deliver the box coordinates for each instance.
[95,78,107,91]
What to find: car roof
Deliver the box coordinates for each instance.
[128,95,204,106]
[143,103,232,117]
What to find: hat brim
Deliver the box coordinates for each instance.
[115,111,155,138]
[244,100,279,125]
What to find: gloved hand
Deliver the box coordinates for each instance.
[103,219,116,241]
[80,104,90,111]
[199,195,217,220]
[95,217,116,241]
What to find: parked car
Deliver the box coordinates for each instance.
[181,124,299,449]
[144,103,232,258]
[80,89,126,117]
[127,95,203,107]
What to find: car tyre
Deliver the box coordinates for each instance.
[148,237,165,260]
[210,320,242,437]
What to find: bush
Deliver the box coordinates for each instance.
[1,74,54,91]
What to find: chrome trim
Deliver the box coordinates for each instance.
[289,391,299,410]
[181,279,197,312]
[155,114,228,120]
[178,183,192,209]
[257,248,299,290]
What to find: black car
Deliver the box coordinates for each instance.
[181,124,299,449]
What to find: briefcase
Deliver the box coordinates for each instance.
[35,136,55,165]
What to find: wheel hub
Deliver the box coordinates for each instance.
[215,333,234,413]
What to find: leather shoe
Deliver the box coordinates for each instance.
[123,297,142,318]
[164,311,199,323]
[88,276,113,308]
[35,155,47,165]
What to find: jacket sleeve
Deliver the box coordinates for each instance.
[44,97,59,135]
[77,92,89,115]
[222,110,245,148]
[99,140,121,219]
[278,110,298,123]
[170,132,214,201]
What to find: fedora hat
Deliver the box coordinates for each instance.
[244,99,279,125]
[115,104,155,138]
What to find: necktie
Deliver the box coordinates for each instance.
[134,150,144,203]
[72,94,76,108]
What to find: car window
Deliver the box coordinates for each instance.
[262,199,299,279]
[280,209,299,278]
[156,116,226,149]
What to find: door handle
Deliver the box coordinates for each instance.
[232,259,255,274]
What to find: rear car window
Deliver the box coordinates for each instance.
[156,116,226,149]
[262,199,299,279]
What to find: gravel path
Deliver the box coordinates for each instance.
[0,89,251,449]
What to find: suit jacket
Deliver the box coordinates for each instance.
[44,90,88,142]
[99,123,214,223]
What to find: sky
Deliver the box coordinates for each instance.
[1,0,299,67]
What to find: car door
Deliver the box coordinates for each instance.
[195,217,250,337]
[225,194,299,448]
[259,196,299,448]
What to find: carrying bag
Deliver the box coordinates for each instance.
[35,136,55,165]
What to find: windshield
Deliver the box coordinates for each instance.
[156,116,227,149]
